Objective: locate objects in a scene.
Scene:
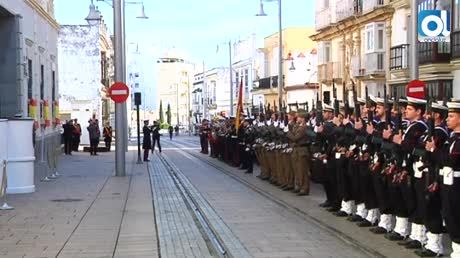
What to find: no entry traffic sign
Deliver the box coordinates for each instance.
[109,82,129,103]
[406,80,426,99]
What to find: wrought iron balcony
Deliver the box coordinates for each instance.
[419,42,451,65]
[390,44,409,70]
[255,76,279,89]
[452,31,460,59]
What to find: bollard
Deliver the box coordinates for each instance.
[0,160,14,210]
[6,118,36,193]
[50,135,60,177]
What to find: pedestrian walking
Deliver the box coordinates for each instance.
[87,119,100,155]
[63,120,74,155]
[142,120,152,161]
[151,121,162,153]
[103,123,113,151]
[168,125,173,140]
[174,124,179,136]
[72,119,81,151]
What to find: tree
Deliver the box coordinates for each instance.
[159,100,164,124]
[166,103,171,125]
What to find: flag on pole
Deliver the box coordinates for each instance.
[235,80,244,133]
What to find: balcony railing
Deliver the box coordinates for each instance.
[351,55,362,77]
[419,42,451,65]
[257,77,271,89]
[333,61,343,79]
[318,64,327,82]
[315,8,332,30]
[318,62,341,82]
[336,0,362,22]
[452,31,460,59]
[365,52,385,75]
[363,0,385,13]
[390,44,409,70]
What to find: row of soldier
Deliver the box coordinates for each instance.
[198,85,460,258]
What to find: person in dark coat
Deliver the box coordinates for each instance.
[72,119,82,151]
[151,121,162,153]
[87,119,100,155]
[63,120,74,155]
[168,125,173,140]
[174,124,179,136]
[142,120,152,161]
[103,123,113,151]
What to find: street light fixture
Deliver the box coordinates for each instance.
[255,0,267,16]
[136,4,149,19]
[256,0,283,108]
[85,0,102,26]
[87,0,149,176]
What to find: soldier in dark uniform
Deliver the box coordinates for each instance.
[414,102,450,257]
[142,120,152,161]
[199,119,210,154]
[240,118,255,174]
[386,97,428,243]
[437,100,460,258]
[315,104,339,210]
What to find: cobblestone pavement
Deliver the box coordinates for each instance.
[159,137,376,258]
[0,135,431,258]
[0,148,157,258]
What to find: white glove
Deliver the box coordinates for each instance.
[283,126,289,133]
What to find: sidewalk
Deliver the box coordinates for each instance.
[0,148,157,258]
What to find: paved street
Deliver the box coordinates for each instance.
[0,135,429,258]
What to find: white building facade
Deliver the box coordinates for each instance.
[58,23,113,144]
[0,0,59,146]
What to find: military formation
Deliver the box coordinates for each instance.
[198,81,460,258]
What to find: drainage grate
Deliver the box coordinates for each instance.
[50,198,84,202]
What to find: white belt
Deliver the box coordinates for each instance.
[439,171,460,177]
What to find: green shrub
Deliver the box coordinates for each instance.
[160,123,170,129]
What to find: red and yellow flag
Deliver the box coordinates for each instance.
[235,80,243,133]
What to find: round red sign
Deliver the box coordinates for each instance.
[406,80,426,99]
[109,82,130,103]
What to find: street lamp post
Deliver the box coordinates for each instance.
[256,0,283,108]
[114,0,125,176]
[410,0,418,80]
[87,0,149,176]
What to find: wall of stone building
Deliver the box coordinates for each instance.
[58,25,102,145]
[0,0,59,179]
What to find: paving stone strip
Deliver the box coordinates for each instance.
[160,154,252,258]
[149,155,213,258]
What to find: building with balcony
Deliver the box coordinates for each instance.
[313,0,459,103]
[155,50,195,127]
[58,21,114,144]
[388,0,455,99]
[192,67,231,121]
[253,27,318,110]
[232,34,257,113]
[312,0,392,103]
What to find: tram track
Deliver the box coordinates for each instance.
[156,154,228,258]
[165,138,385,258]
[149,144,251,258]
